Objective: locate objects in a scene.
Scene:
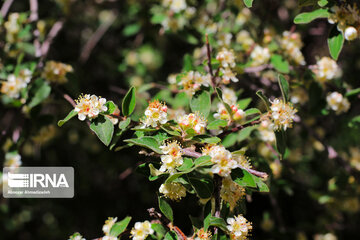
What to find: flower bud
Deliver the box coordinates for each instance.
[344,26,358,41]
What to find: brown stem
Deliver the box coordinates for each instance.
[79,12,117,63]
[39,20,64,65]
[213,175,222,218]
[29,0,38,22]
[205,34,218,88]
[0,0,14,18]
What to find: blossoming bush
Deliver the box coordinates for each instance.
[1,0,360,239]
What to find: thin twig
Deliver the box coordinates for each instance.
[0,0,14,18]
[182,148,268,179]
[79,13,117,63]
[205,34,218,88]
[244,64,271,73]
[40,20,64,63]
[29,0,38,22]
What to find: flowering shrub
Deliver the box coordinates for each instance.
[1,0,360,240]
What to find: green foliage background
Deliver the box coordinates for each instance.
[0,0,360,239]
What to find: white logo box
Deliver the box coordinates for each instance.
[3,167,74,198]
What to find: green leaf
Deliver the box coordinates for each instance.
[90,115,114,146]
[151,223,167,239]
[237,125,258,142]
[119,117,131,130]
[275,130,286,157]
[271,54,290,74]
[192,135,221,144]
[278,74,290,102]
[256,90,270,111]
[190,90,211,118]
[158,197,173,222]
[165,172,185,184]
[187,174,214,199]
[105,101,117,114]
[151,14,166,24]
[216,88,233,116]
[252,175,269,192]
[328,26,344,60]
[124,136,162,154]
[348,115,360,128]
[243,0,253,8]
[177,158,194,172]
[160,125,181,136]
[183,54,193,71]
[204,216,229,232]
[194,155,212,167]
[245,108,261,115]
[207,119,228,130]
[222,133,238,148]
[58,110,78,127]
[237,98,252,110]
[123,23,141,36]
[28,78,51,108]
[122,87,136,116]
[164,231,177,240]
[231,168,257,188]
[318,0,328,7]
[294,8,329,24]
[345,88,360,98]
[109,216,132,237]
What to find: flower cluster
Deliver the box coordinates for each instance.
[216,48,238,84]
[42,61,73,84]
[214,103,246,122]
[258,119,275,142]
[178,112,207,134]
[222,88,237,105]
[220,177,245,211]
[227,215,252,240]
[280,31,305,65]
[326,92,350,115]
[159,141,183,174]
[178,71,211,95]
[158,0,195,32]
[195,228,212,240]
[250,45,271,67]
[1,69,32,99]
[236,30,254,51]
[74,94,108,121]
[329,4,360,41]
[269,98,297,131]
[202,145,238,177]
[159,182,187,200]
[4,152,22,171]
[68,232,86,240]
[4,13,26,43]
[313,57,341,83]
[290,87,309,106]
[102,217,117,236]
[141,100,168,128]
[130,221,154,240]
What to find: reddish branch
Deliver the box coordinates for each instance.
[205,34,218,87]
[40,20,64,62]
[79,12,117,63]
[0,0,14,18]
[29,0,38,22]
[182,148,268,179]
[147,208,187,240]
